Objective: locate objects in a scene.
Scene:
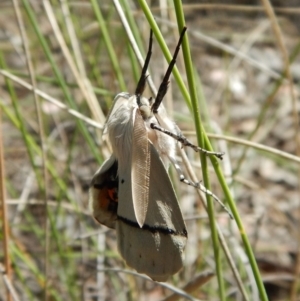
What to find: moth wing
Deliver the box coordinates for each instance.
[89,155,118,229]
[103,92,130,138]
[131,110,150,227]
[117,142,187,282]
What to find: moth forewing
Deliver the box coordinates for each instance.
[92,93,136,227]
[117,142,187,282]
[102,92,131,138]
[131,108,151,227]
[106,96,135,169]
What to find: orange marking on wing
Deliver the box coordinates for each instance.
[96,186,118,211]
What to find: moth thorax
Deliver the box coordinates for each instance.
[138,97,152,119]
[139,105,151,119]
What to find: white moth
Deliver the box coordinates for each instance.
[90,27,223,282]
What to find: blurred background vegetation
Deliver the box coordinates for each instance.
[0,0,300,300]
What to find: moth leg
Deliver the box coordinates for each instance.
[150,123,224,160]
[168,156,233,219]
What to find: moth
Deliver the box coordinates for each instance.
[90,27,224,282]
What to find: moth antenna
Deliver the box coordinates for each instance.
[151,26,187,113]
[135,30,153,105]
[168,156,233,219]
[150,123,225,160]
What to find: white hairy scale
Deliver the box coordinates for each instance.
[105,92,176,171]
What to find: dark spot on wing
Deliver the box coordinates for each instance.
[107,198,118,213]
